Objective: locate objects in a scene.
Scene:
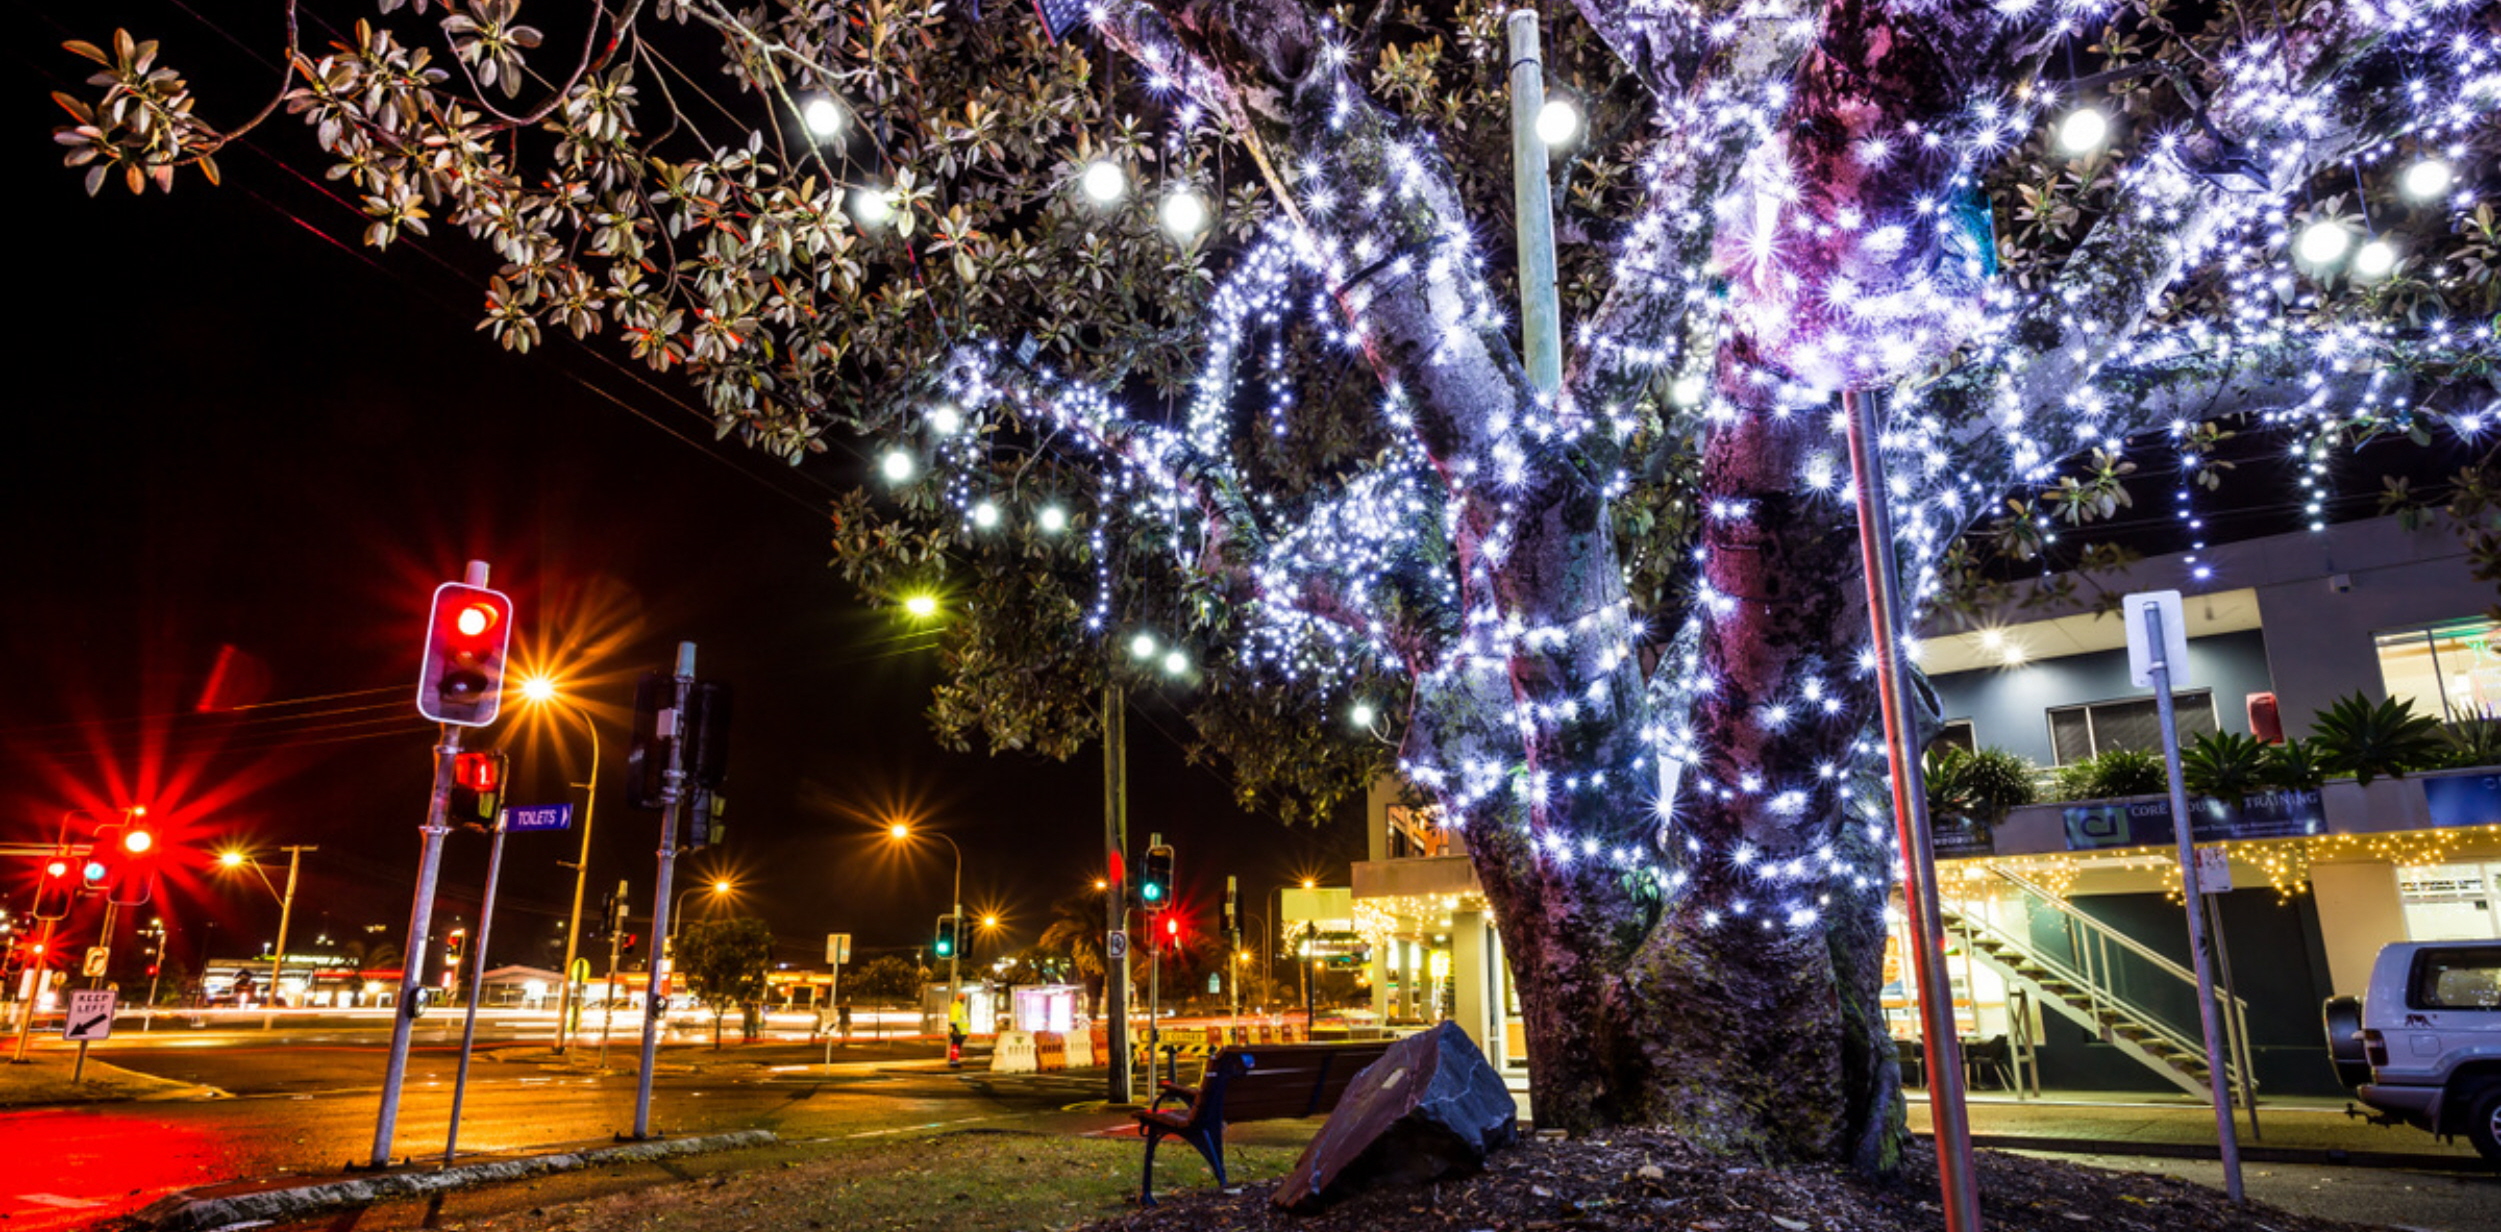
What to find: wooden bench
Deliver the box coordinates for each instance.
[1133,1041,1394,1205]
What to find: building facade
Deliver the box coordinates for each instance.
[1349,514,2500,1101]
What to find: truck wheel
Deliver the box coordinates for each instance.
[2467,1084,2501,1166]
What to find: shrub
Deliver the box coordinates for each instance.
[2264,738,2327,792]
[2309,692,2446,786]
[1925,746,2039,824]
[2182,731,2271,800]
[2051,749,2168,801]
[2438,714,2501,769]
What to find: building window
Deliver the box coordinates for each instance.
[2046,692,2217,765]
[1385,804,1453,859]
[2399,861,2501,941]
[2374,618,2501,721]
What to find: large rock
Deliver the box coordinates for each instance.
[1272,1022,1520,1212]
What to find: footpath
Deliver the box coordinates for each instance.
[0,1050,224,1107]
[1906,1090,2489,1169]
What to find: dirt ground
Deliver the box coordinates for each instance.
[1086,1127,2395,1232]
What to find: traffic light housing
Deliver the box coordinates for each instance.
[1140,844,1173,907]
[107,822,158,906]
[33,853,74,920]
[933,914,958,960]
[449,750,508,828]
[418,581,514,726]
[685,784,728,850]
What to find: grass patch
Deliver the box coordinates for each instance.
[523,1130,1303,1232]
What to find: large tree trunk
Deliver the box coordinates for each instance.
[1436,358,1904,1170]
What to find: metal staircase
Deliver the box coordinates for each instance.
[1940,868,2255,1103]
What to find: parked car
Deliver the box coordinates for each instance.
[2324,940,2501,1163]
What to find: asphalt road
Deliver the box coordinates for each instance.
[0,1022,1114,1231]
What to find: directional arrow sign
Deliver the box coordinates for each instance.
[62,989,116,1042]
[505,803,573,832]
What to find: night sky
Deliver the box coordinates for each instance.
[5,2,1364,980]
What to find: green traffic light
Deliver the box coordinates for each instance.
[1142,883,1163,902]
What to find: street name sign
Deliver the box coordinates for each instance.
[505,803,574,832]
[63,989,116,1042]
[825,933,852,965]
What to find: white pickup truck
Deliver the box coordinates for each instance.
[2323,940,2501,1164]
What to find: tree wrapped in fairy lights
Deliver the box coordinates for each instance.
[56,0,2501,1166]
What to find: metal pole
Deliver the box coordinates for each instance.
[1301,923,1315,1034]
[947,836,963,1043]
[2145,596,2246,1205]
[2202,893,2261,1139]
[1843,388,1983,1232]
[1103,682,1132,1105]
[1506,10,1562,395]
[143,922,164,1032]
[367,723,463,1168]
[555,705,601,1054]
[598,914,623,1069]
[71,901,121,1083]
[264,846,314,1030]
[11,917,59,1062]
[444,816,508,1165]
[633,642,696,1140]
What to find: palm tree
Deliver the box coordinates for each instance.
[1037,886,1109,1014]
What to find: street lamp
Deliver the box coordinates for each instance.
[519,676,603,1054]
[888,821,965,1028]
[214,844,317,1028]
[670,879,734,945]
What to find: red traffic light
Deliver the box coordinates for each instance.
[43,859,68,878]
[418,577,514,727]
[454,752,501,792]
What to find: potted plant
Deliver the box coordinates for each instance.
[2309,692,2446,786]
[2050,749,2167,801]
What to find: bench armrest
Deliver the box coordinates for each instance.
[1148,1084,1197,1113]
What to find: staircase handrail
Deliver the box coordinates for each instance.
[1989,866,2247,1016]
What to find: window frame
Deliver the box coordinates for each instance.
[2043,689,2218,766]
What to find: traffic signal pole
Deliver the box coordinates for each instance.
[632,642,696,1141]
[366,723,462,1168]
[444,814,509,1165]
[1101,683,1132,1105]
[552,704,600,1054]
[10,917,58,1064]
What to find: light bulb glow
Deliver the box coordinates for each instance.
[1535,98,1581,147]
[1038,505,1068,533]
[1162,649,1188,675]
[1351,702,1377,727]
[801,97,843,138]
[2297,219,2352,264]
[1129,633,1158,659]
[1160,189,1208,238]
[853,187,894,224]
[881,450,914,482]
[2403,157,2453,201]
[903,594,938,618]
[927,405,961,436]
[2354,237,2397,277]
[2056,107,2108,153]
[972,500,1001,528]
[1080,160,1125,203]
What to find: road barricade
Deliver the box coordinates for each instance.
[990,1029,1038,1073]
[1065,1026,1097,1068]
[1035,1031,1067,1071]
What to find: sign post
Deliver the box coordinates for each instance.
[633,643,697,1141]
[63,988,115,1082]
[444,808,512,1165]
[2129,590,2245,1204]
[822,933,850,1065]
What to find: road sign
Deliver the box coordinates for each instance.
[1206,973,1220,994]
[825,933,851,965]
[505,803,573,832]
[1107,930,1128,959]
[2125,590,2190,688]
[82,946,110,978]
[63,989,115,1042]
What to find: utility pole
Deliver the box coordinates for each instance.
[553,704,600,1054]
[1102,682,1132,1105]
[1844,391,1981,1232]
[597,882,626,1069]
[264,845,316,1030]
[632,641,696,1141]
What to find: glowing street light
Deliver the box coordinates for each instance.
[515,675,603,1053]
[887,821,966,1021]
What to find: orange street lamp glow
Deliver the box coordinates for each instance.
[889,822,912,841]
[520,676,558,703]
[219,850,245,868]
[713,879,732,895]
